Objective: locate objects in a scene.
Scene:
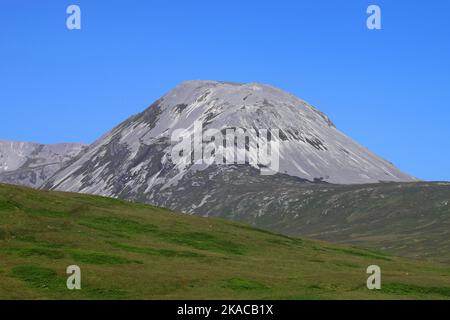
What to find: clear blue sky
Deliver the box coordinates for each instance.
[1,0,449,181]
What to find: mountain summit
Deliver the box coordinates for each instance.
[43,80,415,201]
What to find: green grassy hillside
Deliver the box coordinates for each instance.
[255,182,450,263]
[0,183,450,299]
[136,166,450,264]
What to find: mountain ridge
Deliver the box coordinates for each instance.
[42,80,415,200]
[0,140,86,188]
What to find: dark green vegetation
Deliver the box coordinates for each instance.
[1,183,450,299]
[163,171,450,264]
[260,182,450,264]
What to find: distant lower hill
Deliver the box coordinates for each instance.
[155,175,450,264]
[1,183,450,300]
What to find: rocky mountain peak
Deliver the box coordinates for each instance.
[41,80,415,209]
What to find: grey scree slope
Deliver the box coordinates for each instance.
[42,80,415,210]
[0,140,86,188]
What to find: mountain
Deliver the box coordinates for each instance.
[36,80,450,264]
[2,183,450,299]
[43,80,415,202]
[0,140,86,188]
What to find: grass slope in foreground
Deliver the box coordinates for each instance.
[0,184,450,300]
